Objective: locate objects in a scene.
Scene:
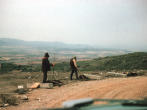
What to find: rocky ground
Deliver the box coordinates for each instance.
[1,76,147,110]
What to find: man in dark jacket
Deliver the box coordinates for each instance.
[42,52,54,83]
[70,56,79,80]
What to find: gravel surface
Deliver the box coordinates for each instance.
[3,76,147,110]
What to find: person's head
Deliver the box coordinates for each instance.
[73,56,77,60]
[44,52,49,58]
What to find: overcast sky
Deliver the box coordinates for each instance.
[0,0,147,50]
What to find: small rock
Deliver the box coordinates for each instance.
[3,103,9,107]
[17,88,26,94]
[36,98,41,102]
[18,85,24,89]
[20,95,28,100]
[28,89,32,91]
[28,76,31,79]
[27,92,32,94]
[100,72,103,75]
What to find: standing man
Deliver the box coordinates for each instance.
[42,52,54,83]
[70,56,79,80]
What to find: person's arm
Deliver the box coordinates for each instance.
[51,63,55,67]
[73,59,77,68]
[47,60,54,67]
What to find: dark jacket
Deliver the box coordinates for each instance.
[42,57,52,72]
[70,58,77,70]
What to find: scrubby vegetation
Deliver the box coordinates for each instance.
[0,63,41,73]
[0,52,147,95]
[78,52,147,71]
[55,52,147,71]
[0,52,147,73]
[0,94,19,105]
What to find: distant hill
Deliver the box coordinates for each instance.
[55,52,147,71]
[0,38,92,49]
[0,38,130,51]
[0,38,129,62]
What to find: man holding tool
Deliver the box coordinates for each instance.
[70,56,79,80]
[42,52,54,83]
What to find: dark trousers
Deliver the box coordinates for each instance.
[43,71,47,83]
[70,69,79,80]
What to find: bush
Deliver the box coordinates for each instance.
[0,94,19,105]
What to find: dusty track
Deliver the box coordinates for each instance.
[5,76,147,110]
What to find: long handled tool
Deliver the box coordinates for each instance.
[52,53,57,80]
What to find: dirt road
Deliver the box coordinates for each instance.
[4,76,147,110]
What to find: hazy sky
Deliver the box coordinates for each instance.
[0,0,147,50]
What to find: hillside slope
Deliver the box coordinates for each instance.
[1,52,147,73]
[78,52,147,71]
[55,52,147,71]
